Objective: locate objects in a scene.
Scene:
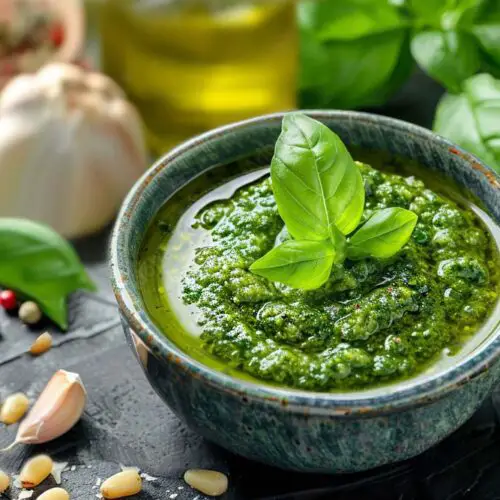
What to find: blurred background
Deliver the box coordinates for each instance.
[0,0,498,238]
[92,0,298,154]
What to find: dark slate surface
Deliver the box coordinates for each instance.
[2,72,500,499]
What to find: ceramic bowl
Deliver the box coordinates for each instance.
[0,0,84,89]
[110,111,500,473]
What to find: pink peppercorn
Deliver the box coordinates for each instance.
[0,290,17,310]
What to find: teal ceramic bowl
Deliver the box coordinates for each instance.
[110,111,500,473]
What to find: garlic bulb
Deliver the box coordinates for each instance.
[0,63,148,238]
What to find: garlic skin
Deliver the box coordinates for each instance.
[15,370,86,446]
[0,63,148,238]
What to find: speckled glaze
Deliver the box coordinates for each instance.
[110,111,500,473]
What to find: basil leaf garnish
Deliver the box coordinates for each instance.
[250,240,336,290]
[271,113,364,240]
[347,208,418,260]
[251,114,417,290]
[0,218,96,330]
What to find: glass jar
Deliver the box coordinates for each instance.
[98,0,298,154]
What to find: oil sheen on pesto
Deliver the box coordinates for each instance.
[138,157,499,391]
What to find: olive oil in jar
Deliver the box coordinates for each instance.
[100,0,298,154]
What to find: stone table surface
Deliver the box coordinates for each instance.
[2,73,500,500]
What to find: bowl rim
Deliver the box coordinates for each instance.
[110,110,500,417]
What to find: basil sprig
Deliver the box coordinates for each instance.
[250,114,418,290]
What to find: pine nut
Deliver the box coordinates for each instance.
[100,470,142,498]
[0,392,29,424]
[38,487,70,500]
[20,454,53,488]
[184,469,228,496]
[19,301,42,325]
[0,470,9,493]
[30,332,53,355]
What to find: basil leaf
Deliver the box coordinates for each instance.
[433,73,500,173]
[447,0,482,28]
[411,29,480,92]
[299,1,412,109]
[250,240,336,290]
[0,218,96,330]
[347,208,418,260]
[408,0,478,28]
[407,0,446,24]
[306,1,407,40]
[271,113,364,241]
[472,0,500,68]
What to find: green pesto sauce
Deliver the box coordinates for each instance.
[138,152,500,391]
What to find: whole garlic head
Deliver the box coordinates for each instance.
[0,63,148,238]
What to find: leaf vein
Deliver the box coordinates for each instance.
[275,156,318,194]
[280,182,325,232]
[294,121,334,242]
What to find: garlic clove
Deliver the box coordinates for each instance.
[10,370,86,448]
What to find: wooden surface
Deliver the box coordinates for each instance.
[2,73,500,499]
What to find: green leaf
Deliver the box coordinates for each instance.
[250,240,336,290]
[271,113,364,241]
[411,29,480,92]
[433,73,500,173]
[306,0,408,41]
[408,0,479,29]
[0,218,96,330]
[347,208,418,260]
[407,0,447,23]
[472,0,500,68]
[298,0,412,109]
